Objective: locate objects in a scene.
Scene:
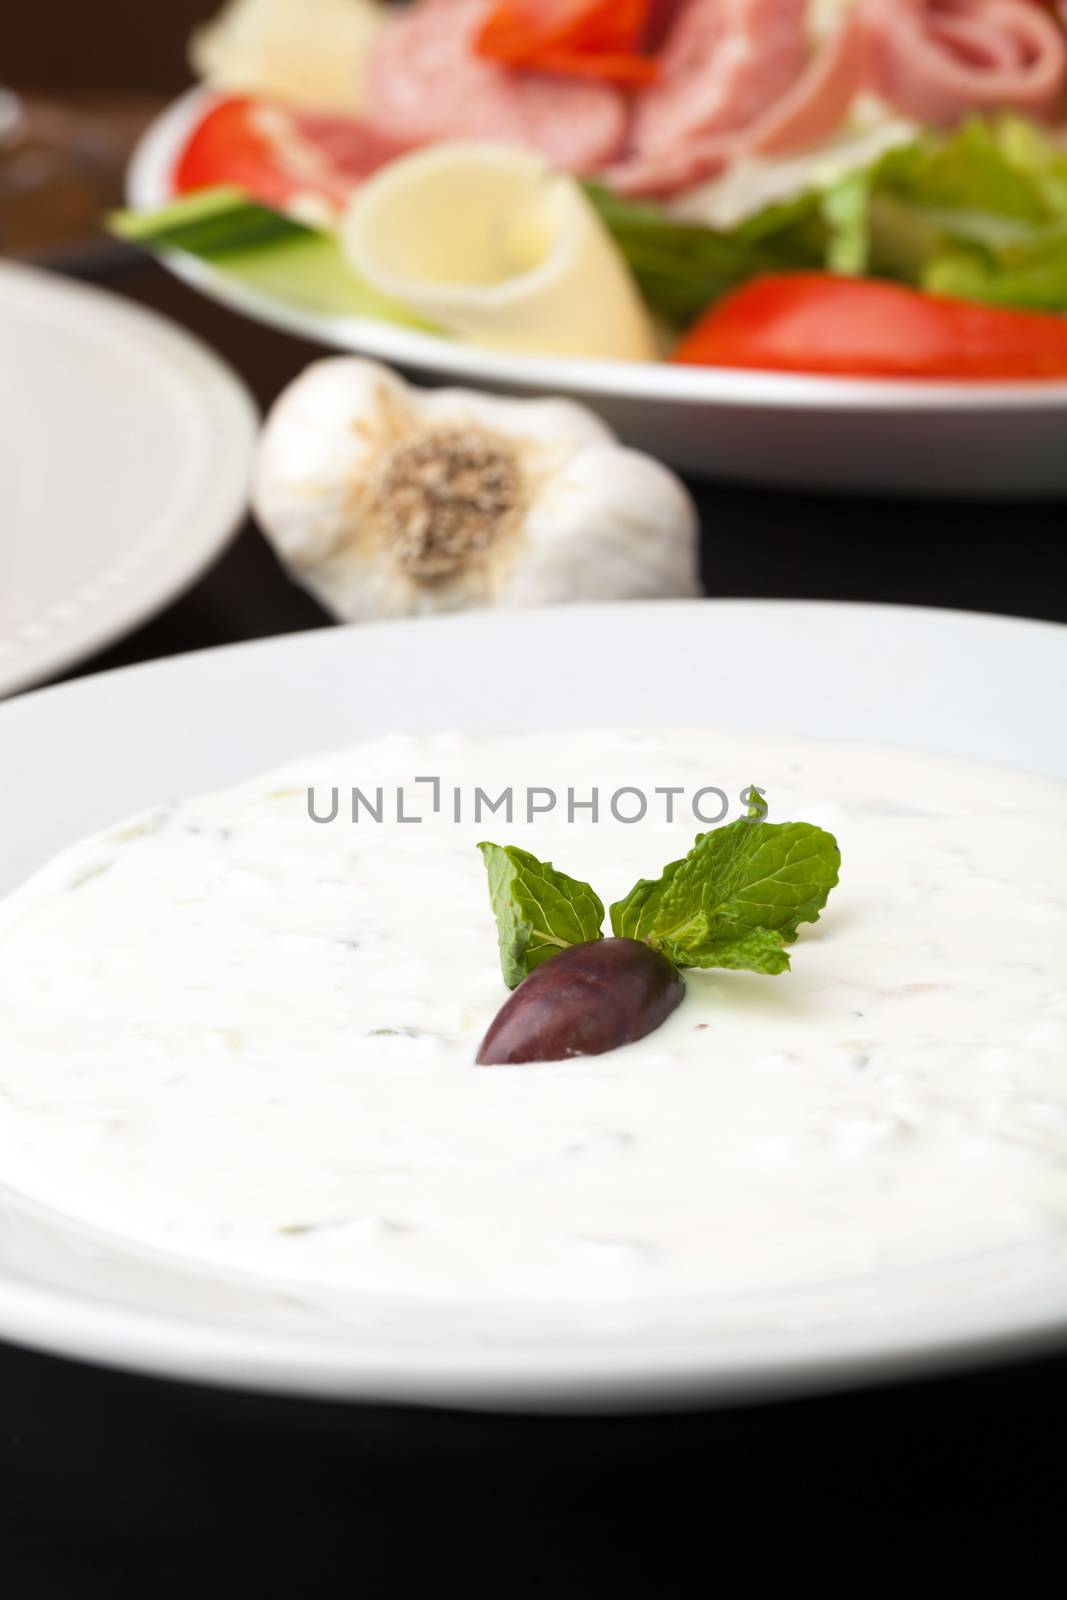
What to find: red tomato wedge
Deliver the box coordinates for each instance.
[173,96,406,212]
[174,97,321,211]
[673,274,1067,380]
[476,0,659,84]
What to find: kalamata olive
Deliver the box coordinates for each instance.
[476,938,685,1065]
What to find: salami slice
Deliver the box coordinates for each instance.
[363,0,628,172]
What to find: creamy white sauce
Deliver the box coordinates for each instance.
[0,727,1065,1308]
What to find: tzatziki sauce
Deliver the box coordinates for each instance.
[0,727,1064,1307]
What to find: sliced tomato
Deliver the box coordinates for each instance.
[673,273,1067,380]
[173,96,406,213]
[174,97,302,211]
[476,0,658,84]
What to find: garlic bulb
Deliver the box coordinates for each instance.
[253,358,701,621]
[341,142,659,361]
[191,0,386,114]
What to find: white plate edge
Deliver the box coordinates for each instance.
[0,260,259,698]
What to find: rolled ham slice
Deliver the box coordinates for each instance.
[863,0,1067,125]
[285,111,414,192]
[630,0,812,158]
[748,6,874,155]
[363,0,628,173]
[611,0,870,197]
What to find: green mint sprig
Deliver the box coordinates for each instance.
[480,798,840,988]
[478,844,605,991]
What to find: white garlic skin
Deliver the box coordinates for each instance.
[253,358,702,623]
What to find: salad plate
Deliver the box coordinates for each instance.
[0,260,258,699]
[1,600,1066,1413]
[126,90,1067,498]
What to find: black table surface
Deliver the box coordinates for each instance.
[4,253,1066,1596]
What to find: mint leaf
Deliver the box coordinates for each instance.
[741,783,768,822]
[609,816,840,975]
[686,925,791,975]
[479,843,605,990]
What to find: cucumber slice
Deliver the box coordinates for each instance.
[111,186,431,328]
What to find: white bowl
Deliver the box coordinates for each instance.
[1,600,1065,1412]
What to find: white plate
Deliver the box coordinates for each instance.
[127,90,1067,498]
[0,260,258,699]
[1,599,1066,1412]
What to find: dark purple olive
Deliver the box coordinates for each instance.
[476,938,685,1065]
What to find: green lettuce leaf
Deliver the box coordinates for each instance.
[858,118,1067,308]
[873,117,1055,225]
[585,184,824,324]
[921,225,1067,309]
[821,169,874,275]
[594,116,1067,324]
[479,843,605,990]
[609,816,840,975]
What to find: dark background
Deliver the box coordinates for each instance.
[3,5,1067,1595]
[7,0,219,97]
